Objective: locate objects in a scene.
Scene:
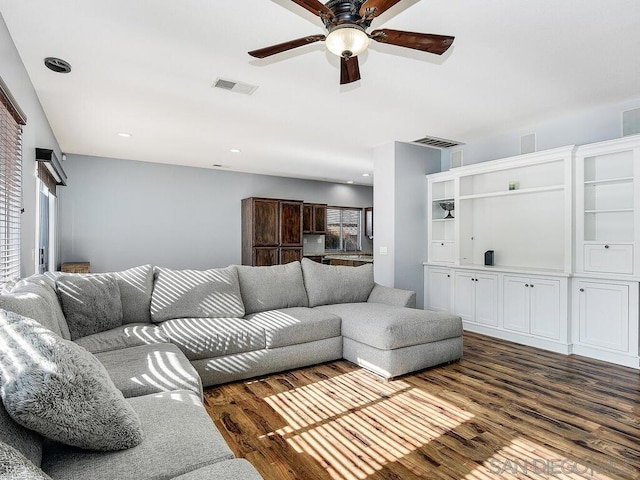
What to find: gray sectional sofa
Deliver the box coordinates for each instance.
[0,258,462,479]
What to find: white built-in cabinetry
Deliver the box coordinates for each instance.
[425,135,640,368]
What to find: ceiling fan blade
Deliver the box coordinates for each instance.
[360,0,402,18]
[340,56,361,85]
[291,0,335,18]
[249,34,326,58]
[371,29,454,55]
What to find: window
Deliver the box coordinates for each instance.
[0,77,26,283]
[325,207,362,251]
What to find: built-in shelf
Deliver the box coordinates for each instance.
[432,197,454,203]
[459,185,564,201]
[432,218,454,223]
[584,177,633,186]
[584,208,634,214]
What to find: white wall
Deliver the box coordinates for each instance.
[58,154,373,272]
[442,97,640,169]
[0,14,61,278]
[373,142,441,308]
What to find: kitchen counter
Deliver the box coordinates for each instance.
[323,254,373,263]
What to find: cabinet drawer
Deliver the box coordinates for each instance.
[431,241,455,263]
[584,244,633,274]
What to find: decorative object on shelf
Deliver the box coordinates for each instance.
[484,250,494,266]
[439,201,455,219]
[508,181,519,190]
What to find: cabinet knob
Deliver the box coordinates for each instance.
[447,274,450,278]
[530,284,534,288]
[441,243,445,246]
[525,284,529,287]
[604,244,610,249]
[579,288,584,292]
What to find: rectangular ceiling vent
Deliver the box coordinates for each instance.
[213,78,258,96]
[412,135,464,149]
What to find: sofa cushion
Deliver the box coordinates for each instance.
[56,275,123,340]
[94,343,202,399]
[161,317,265,361]
[0,441,52,480]
[172,459,264,480]
[301,258,374,307]
[111,265,154,324]
[236,262,309,314]
[151,266,245,322]
[0,285,64,338]
[74,323,170,354]
[42,390,235,480]
[0,310,143,451]
[315,303,463,350]
[244,307,341,348]
[0,400,43,469]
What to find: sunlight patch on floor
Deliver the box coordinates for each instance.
[262,369,474,480]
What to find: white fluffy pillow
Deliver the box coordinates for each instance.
[0,310,144,451]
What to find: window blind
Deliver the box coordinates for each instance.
[325,207,362,251]
[0,77,26,282]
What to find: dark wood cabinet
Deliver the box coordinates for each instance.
[304,255,324,263]
[302,203,327,234]
[280,248,303,264]
[242,197,303,266]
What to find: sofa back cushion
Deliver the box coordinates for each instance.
[111,265,154,324]
[0,282,69,339]
[56,275,123,340]
[0,309,144,451]
[0,441,52,479]
[0,398,43,469]
[301,258,375,307]
[235,262,309,314]
[150,266,245,323]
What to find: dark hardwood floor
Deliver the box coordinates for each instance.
[203,332,640,479]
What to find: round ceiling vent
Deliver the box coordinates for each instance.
[44,57,72,74]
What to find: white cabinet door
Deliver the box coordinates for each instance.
[503,275,530,333]
[578,281,629,352]
[583,244,633,274]
[530,278,561,340]
[426,267,452,312]
[453,270,475,323]
[431,241,455,263]
[475,273,498,326]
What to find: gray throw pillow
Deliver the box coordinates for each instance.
[0,310,144,451]
[0,441,52,480]
[301,258,375,307]
[150,266,245,323]
[56,275,123,340]
[236,262,309,314]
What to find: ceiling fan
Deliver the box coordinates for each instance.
[248,0,454,85]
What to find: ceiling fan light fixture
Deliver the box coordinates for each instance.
[325,24,369,58]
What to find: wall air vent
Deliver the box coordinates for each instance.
[212,78,258,95]
[412,136,464,149]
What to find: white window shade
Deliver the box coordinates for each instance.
[0,76,26,282]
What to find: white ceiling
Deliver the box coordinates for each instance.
[1,1,639,186]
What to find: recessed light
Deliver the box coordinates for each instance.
[117,132,132,138]
[362,173,370,177]
[347,181,354,184]
[230,148,241,154]
[44,57,72,74]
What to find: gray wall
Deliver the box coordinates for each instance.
[1,14,61,278]
[373,142,441,308]
[58,154,373,272]
[442,97,640,169]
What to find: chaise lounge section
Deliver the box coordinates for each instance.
[0,259,462,479]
